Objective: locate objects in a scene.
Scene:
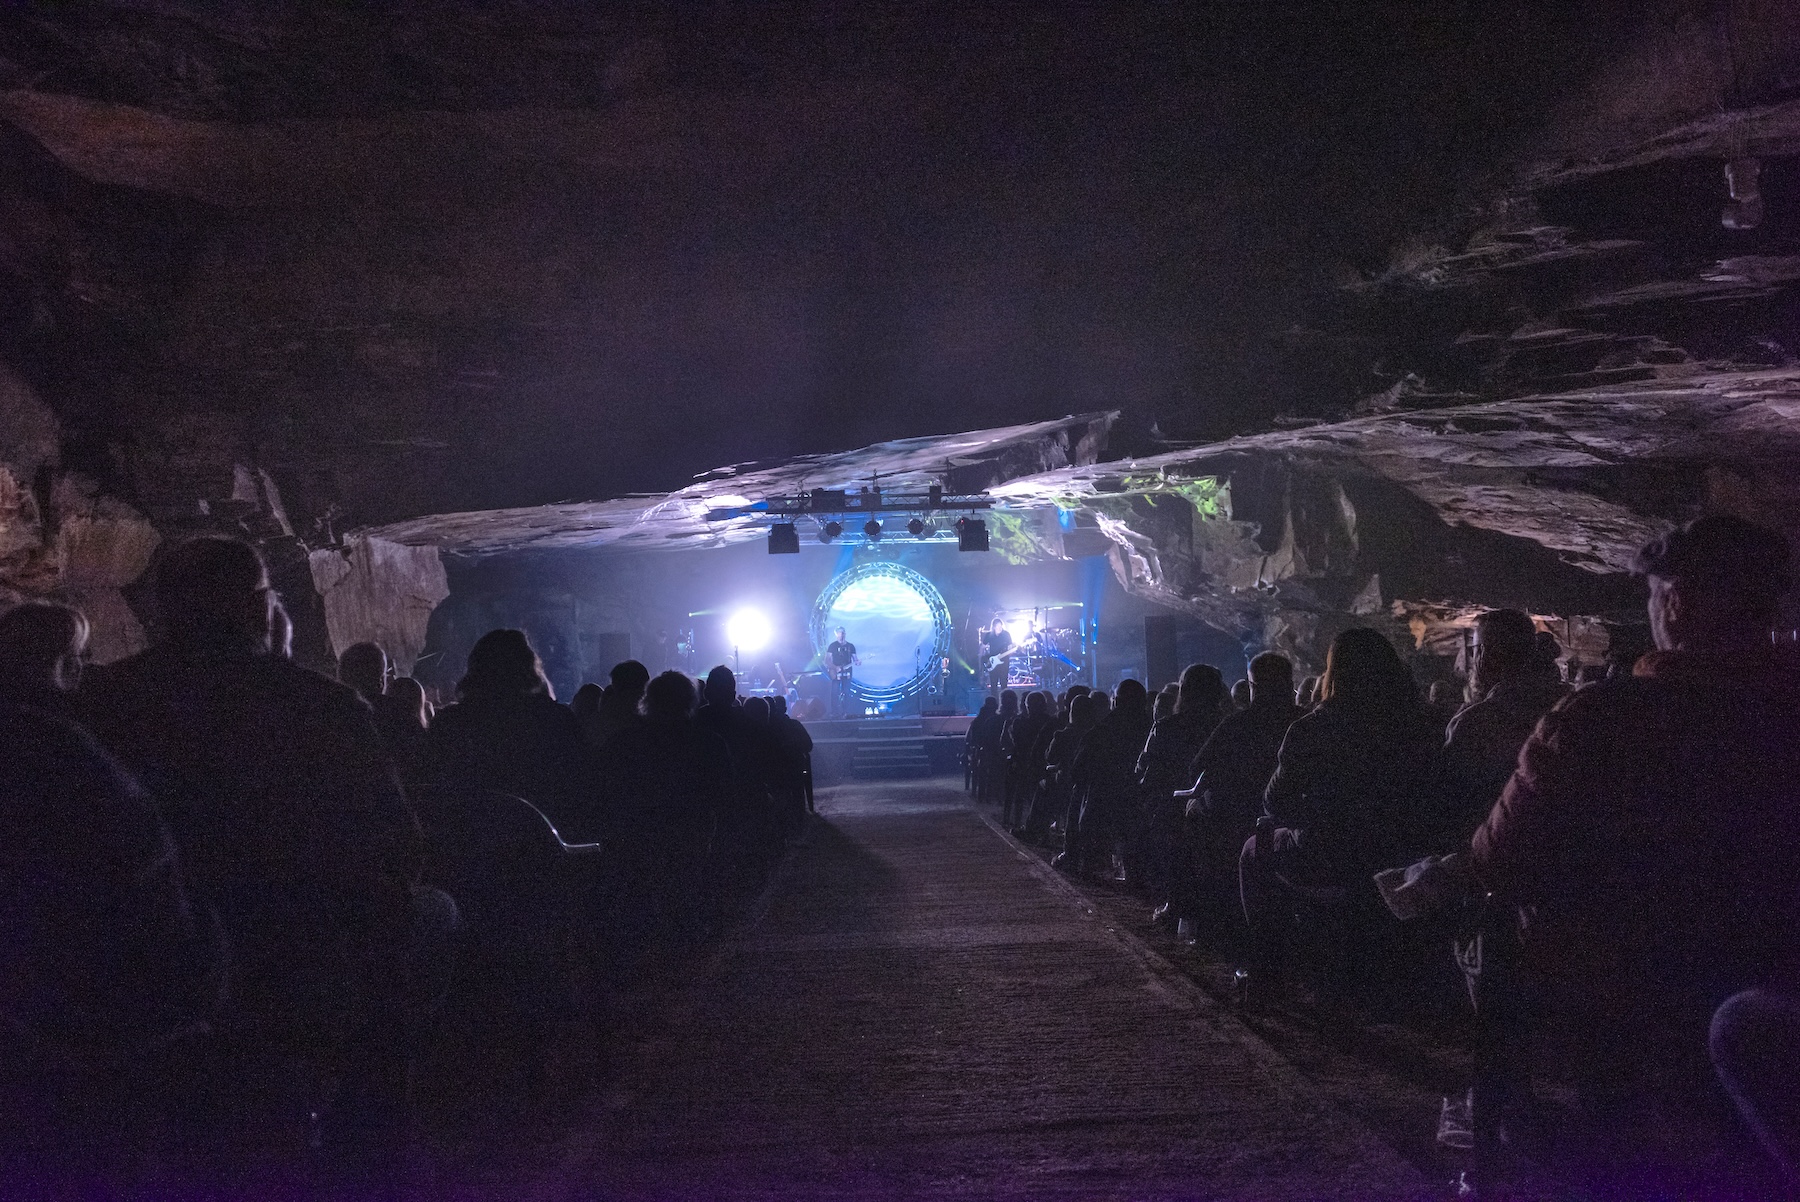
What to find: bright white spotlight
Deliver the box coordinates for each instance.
[727,608,771,652]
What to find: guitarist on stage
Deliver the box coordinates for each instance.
[825,626,860,717]
[979,614,1014,695]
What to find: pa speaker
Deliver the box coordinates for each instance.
[768,523,800,554]
[1144,614,1180,692]
[592,632,633,678]
[956,517,988,552]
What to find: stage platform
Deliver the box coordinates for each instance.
[808,713,972,783]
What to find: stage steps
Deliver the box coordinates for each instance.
[850,718,932,778]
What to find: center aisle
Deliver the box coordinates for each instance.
[561,779,1425,1200]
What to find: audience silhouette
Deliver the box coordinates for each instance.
[1468,515,1800,1173]
[337,641,390,706]
[1180,652,1300,944]
[427,628,595,840]
[7,509,1799,1190]
[77,537,447,1147]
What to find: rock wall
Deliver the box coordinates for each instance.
[0,358,163,662]
[308,535,450,676]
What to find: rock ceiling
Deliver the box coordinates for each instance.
[3,3,1800,669]
[364,413,1115,556]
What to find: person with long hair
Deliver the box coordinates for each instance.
[1001,691,1055,831]
[0,600,90,716]
[1136,664,1234,925]
[1183,652,1302,948]
[977,691,1018,807]
[1239,627,1439,996]
[1061,680,1153,879]
[965,695,999,794]
[427,628,596,839]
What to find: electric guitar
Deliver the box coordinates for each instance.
[982,646,1018,673]
[827,649,859,682]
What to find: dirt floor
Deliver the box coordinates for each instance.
[504,778,1431,1200]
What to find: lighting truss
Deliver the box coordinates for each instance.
[707,485,996,545]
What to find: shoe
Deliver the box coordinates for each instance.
[1051,852,1072,872]
[1231,968,1251,1008]
[1437,1090,1474,1151]
[1150,903,1175,927]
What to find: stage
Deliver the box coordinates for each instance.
[808,714,973,783]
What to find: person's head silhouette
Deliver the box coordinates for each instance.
[644,670,697,720]
[338,641,389,704]
[156,537,275,654]
[0,601,89,698]
[459,629,553,701]
[1634,514,1792,655]
[704,665,738,709]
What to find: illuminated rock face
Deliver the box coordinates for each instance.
[993,372,1800,668]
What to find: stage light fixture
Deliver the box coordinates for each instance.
[906,517,926,538]
[863,519,882,541]
[726,608,771,652]
[956,517,988,552]
[819,520,843,544]
[768,522,800,554]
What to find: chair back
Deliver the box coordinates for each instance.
[407,785,599,935]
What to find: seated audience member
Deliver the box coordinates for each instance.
[1153,685,1179,724]
[1183,653,1300,938]
[605,671,732,944]
[78,539,439,1107]
[739,696,783,823]
[1434,609,1568,845]
[965,697,999,794]
[1136,664,1232,924]
[1470,515,1800,1128]
[979,691,1019,806]
[1413,611,1571,1148]
[595,660,651,746]
[338,641,389,707]
[374,676,434,782]
[570,683,604,747]
[769,695,816,820]
[0,599,223,1073]
[1002,691,1055,830]
[1030,692,1097,843]
[1019,691,1067,830]
[1240,628,1439,988]
[695,665,778,860]
[0,600,90,716]
[428,628,596,840]
[0,689,223,1085]
[1060,680,1151,878]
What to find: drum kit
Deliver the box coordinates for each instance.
[1003,613,1084,693]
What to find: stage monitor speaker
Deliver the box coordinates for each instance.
[1144,614,1180,692]
[591,632,632,677]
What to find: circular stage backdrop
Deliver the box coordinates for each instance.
[810,562,953,705]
